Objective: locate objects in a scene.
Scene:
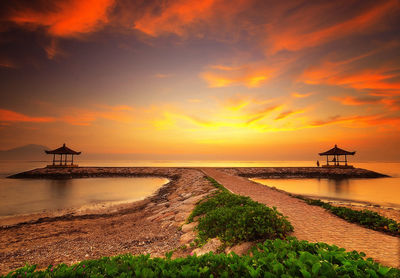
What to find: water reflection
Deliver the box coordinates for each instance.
[0,177,168,217]
[251,177,400,208]
[49,179,72,198]
[326,178,350,194]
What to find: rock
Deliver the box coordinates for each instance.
[161,221,173,229]
[225,242,255,256]
[175,212,191,222]
[179,231,196,245]
[175,203,196,213]
[192,238,222,256]
[182,194,208,205]
[181,222,197,233]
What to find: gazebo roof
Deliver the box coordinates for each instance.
[319,145,355,156]
[45,144,81,155]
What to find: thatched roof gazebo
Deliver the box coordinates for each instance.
[319,144,355,168]
[45,143,81,167]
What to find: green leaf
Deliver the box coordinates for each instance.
[300,269,311,278]
[378,266,391,275]
[311,262,321,275]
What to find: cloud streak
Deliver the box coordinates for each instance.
[7,0,115,38]
[265,0,399,53]
[0,109,55,123]
[201,63,274,88]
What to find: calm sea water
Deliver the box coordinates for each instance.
[0,161,399,217]
[251,162,400,208]
[0,161,169,217]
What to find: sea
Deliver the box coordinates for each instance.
[0,160,399,218]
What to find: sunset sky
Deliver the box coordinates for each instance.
[1,0,400,161]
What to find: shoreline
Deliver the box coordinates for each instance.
[0,177,172,228]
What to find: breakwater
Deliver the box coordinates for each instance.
[8,166,388,179]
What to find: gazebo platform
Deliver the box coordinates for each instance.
[46,164,79,168]
[321,165,354,169]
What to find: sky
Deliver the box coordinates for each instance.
[0,0,400,161]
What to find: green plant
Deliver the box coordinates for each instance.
[295,195,400,236]
[4,238,399,277]
[188,177,293,245]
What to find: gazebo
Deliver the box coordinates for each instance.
[45,143,81,167]
[319,144,355,168]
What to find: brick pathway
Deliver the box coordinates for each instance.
[202,168,400,268]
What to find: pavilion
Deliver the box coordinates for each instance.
[319,144,355,168]
[45,143,81,167]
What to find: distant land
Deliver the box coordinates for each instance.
[0,144,49,161]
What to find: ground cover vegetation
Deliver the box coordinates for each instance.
[3,177,399,277]
[4,238,399,277]
[294,195,400,236]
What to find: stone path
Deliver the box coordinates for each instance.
[202,168,400,268]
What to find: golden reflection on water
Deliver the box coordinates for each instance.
[0,177,168,217]
[251,176,400,208]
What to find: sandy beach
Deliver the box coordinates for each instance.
[0,168,216,274]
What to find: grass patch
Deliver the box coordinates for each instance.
[295,195,400,236]
[188,177,293,245]
[4,238,399,277]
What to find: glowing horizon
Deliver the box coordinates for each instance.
[1,0,400,161]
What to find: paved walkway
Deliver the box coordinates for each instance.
[202,168,400,268]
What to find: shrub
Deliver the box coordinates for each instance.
[197,205,293,244]
[295,195,400,236]
[189,177,293,245]
[4,238,399,277]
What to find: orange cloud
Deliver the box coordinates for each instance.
[60,105,136,126]
[133,0,216,36]
[291,92,314,98]
[201,64,273,88]
[330,96,382,106]
[310,114,400,129]
[275,110,304,120]
[0,58,17,69]
[265,0,398,53]
[331,95,400,111]
[0,109,55,123]
[245,105,281,125]
[303,65,400,95]
[9,0,115,38]
[0,105,139,126]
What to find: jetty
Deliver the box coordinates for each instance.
[8,166,388,179]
